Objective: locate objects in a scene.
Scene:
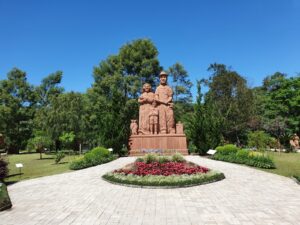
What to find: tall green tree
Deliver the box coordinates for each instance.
[185,80,222,154]
[168,63,193,122]
[204,63,254,145]
[90,39,161,154]
[35,71,64,107]
[168,63,193,103]
[0,68,36,153]
[254,72,300,146]
[34,92,88,150]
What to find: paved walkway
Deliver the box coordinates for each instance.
[1,156,300,225]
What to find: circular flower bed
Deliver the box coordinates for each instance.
[103,154,225,188]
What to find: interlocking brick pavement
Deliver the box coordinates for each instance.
[1,156,299,225]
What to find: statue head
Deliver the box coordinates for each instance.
[159,71,168,85]
[142,83,151,93]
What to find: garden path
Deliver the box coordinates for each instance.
[0,156,300,225]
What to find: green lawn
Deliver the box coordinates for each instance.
[260,152,300,177]
[4,153,81,183]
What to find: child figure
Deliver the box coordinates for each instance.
[130,120,138,135]
[149,101,159,134]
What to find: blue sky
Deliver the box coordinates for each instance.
[0,0,299,96]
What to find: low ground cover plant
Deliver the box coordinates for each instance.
[0,157,11,211]
[0,182,12,211]
[103,154,225,187]
[212,144,275,169]
[293,175,300,183]
[0,157,8,181]
[69,147,116,170]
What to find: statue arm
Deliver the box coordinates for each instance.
[167,87,173,103]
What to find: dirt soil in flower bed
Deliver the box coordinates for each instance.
[102,161,225,188]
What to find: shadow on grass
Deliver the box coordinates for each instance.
[5,181,19,186]
[5,173,24,178]
[35,157,54,160]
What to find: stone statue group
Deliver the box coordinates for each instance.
[130,71,175,135]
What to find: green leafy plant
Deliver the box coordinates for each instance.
[0,157,8,181]
[59,132,75,150]
[212,146,275,169]
[27,134,52,159]
[0,182,12,211]
[69,146,116,170]
[247,130,272,150]
[215,144,239,155]
[54,151,65,164]
[171,153,185,162]
[144,154,158,164]
[158,156,171,164]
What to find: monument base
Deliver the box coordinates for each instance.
[128,134,188,156]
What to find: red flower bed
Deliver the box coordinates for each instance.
[114,162,209,176]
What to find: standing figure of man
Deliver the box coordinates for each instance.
[155,71,175,134]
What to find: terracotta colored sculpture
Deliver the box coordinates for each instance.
[155,71,175,134]
[290,133,300,150]
[149,101,159,134]
[128,72,188,156]
[138,83,155,134]
[130,120,138,135]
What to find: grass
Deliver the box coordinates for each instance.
[4,153,80,184]
[259,152,300,178]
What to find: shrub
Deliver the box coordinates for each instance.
[247,131,272,150]
[136,157,144,163]
[236,149,249,158]
[144,154,158,164]
[0,182,12,211]
[215,144,239,155]
[54,152,65,164]
[245,155,275,169]
[0,157,8,181]
[212,148,275,169]
[171,153,185,162]
[158,156,171,164]
[69,157,88,170]
[69,146,115,170]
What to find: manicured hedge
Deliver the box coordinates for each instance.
[103,170,225,187]
[212,144,275,169]
[69,147,116,170]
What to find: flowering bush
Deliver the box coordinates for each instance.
[114,161,209,176]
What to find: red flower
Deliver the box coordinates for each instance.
[114,162,210,176]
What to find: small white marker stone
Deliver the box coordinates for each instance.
[16,163,23,168]
[207,149,217,155]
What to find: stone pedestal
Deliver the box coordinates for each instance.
[128,134,188,156]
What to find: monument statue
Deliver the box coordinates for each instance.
[130,120,138,135]
[138,83,155,134]
[128,71,188,156]
[155,71,175,134]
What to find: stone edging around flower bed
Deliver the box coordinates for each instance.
[102,171,225,189]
